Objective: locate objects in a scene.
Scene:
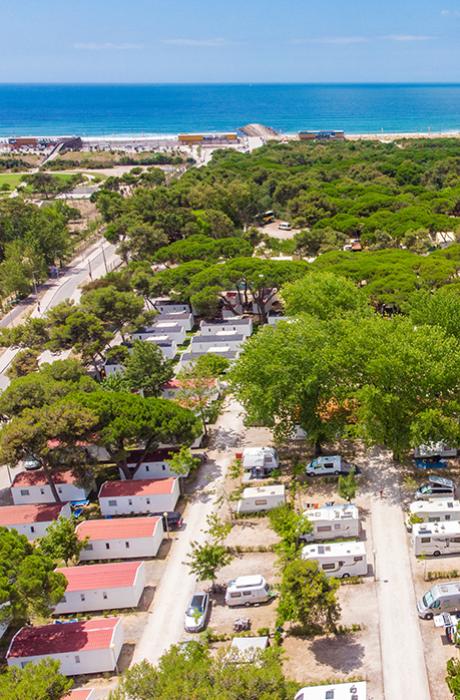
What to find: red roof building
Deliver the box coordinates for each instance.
[57,561,143,591]
[11,470,93,506]
[0,503,71,540]
[76,516,161,541]
[64,690,96,700]
[99,477,177,498]
[12,470,76,487]
[76,516,164,561]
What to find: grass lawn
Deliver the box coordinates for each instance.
[0,172,25,190]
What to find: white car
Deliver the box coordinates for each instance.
[278,221,291,231]
[184,592,210,632]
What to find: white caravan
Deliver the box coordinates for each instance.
[301,541,368,578]
[300,504,360,542]
[417,581,460,619]
[405,499,460,531]
[412,521,460,556]
[225,575,272,607]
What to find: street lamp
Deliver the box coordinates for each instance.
[163,512,170,540]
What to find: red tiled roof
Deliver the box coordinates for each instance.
[99,478,176,498]
[127,448,179,464]
[0,503,64,526]
[12,470,79,488]
[7,617,120,658]
[76,516,161,541]
[57,561,143,591]
[64,691,95,700]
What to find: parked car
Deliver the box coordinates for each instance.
[278,221,291,231]
[154,511,183,530]
[23,457,40,471]
[184,592,210,632]
[305,455,361,477]
[414,456,448,470]
[415,476,456,500]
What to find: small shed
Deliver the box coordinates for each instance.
[11,470,92,505]
[237,484,285,514]
[55,561,146,614]
[123,448,185,480]
[295,681,367,700]
[228,636,269,662]
[77,516,164,561]
[0,503,71,541]
[98,478,180,516]
[6,617,123,676]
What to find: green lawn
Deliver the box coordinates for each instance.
[0,173,25,190]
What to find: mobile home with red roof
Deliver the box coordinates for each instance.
[124,447,186,480]
[76,516,164,560]
[11,470,92,505]
[54,561,146,614]
[0,503,71,540]
[6,617,124,676]
[98,478,180,516]
[65,690,96,700]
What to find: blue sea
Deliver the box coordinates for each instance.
[1,83,460,137]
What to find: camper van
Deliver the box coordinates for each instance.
[417,582,460,619]
[405,499,460,531]
[305,455,359,477]
[415,476,456,501]
[414,443,457,459]
[225,575,272,607]
[301,541,368,578]
[300,504,360,542]
[412,521,460,556]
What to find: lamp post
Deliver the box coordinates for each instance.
[163,512,170,540]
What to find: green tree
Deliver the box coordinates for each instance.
[338,469,358,502]
[187,514,232,590]
[81,286,146,339]
[277,559,341,632]
[6,348,40,379]
[269,505,312,561]
[166,446,201,477]
[281,271,370,320]
[446,658,460,699]
[0,658,72,700]
[38,516,87,566]
[176,360,222,437]
[0,528,67,624]
[123,340,174,396]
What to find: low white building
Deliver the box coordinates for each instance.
[237,484,285,514]
[77,516,164,561]
[190,332,245,353]
[55,561,146,614]
[6,617,124,676]
[295,681,367,700]
[179,347,240,370]
[156,310,194,331]
[131,322,186,344]
[0,503,71,541]
[301,504,360,542]
[199,317,253,337]
[11,470,92,505]
[123,448,187,480]
[98,478,180,516]
[161,377,220,401]
[144,335,177,359]
[153,299,191,315]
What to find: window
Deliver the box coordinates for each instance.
[421,537,431,543]
[57,487,62,494]
[108,499,117,507]
[125,541,130,548]
[243,591,252,596]
[85,543,93,551]
[255,499,268,506]
[317,526,332,533]
[20,489,30,496]
[146,465,150,472]
[162,464,165,470]
[40,488,45,495]
[146,498,150,505]
[324,463,334,469]
[354,556,363,562]
[325,691,334,700]
[75,656,80,664]
[103,592,108,600]
[230,592,241,598]
[80,594,86,601]
[128,499,133,506]
[30,526,35,533]
[323,563,336,571]
[105,542,110,550]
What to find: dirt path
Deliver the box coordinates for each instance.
[367,447,431,700]
[132,398,246,664]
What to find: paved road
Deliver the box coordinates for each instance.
[0,238,120,388]
[368,448,431,700]
[132,398,245,664]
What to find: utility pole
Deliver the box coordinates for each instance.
[101,244,108,274]
[88,258,93,280]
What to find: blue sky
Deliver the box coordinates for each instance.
[1,0,460,82]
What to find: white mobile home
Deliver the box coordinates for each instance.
[0,503,71,541]
[77,516,164,561]
[153,299,191,315]
[412,521,460,556]
[123,448,185,480]
[225,575,272,607]
[156,311,194,331]
[301,541,368,578]
[301,504,360,542]
[66,690,97,700]
[190,332,245,353]
[144,336,177,359]
[405,499,460,531]
[295,682,367,700]
[131,322,186,344]
[161,377,220,401]
[54,561,146,614]
[199,317,253,337]
[98,477,180,516]
[11,470,92,505]
[236,484,285,514]
[178,347,240,370]
[6,617,123,676]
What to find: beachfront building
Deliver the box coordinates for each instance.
[11,470,92,505]
[54,561,146,614]
[6,618,124,676]
[0,503,71,541]
[77,516,164,561]
[98,478,180,516]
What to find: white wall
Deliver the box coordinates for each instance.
[121,459,188,480]
[5,503,71,541]
[155,302,190,314]
[157,313,193,331]
[190,336,244,352]
[79,528,164,562]
[200,320,252,337]
[99,480,180,516]
[54,563,146,614]
[11,482,90,505]
[237,493,285,514]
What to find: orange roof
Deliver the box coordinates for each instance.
[64,691,95,700]
[76,516,161,541]
[99,478,177,498]
[57,561,143,591]
[12,470,79,488]
[0,503,65,526]
[7,618,120,657]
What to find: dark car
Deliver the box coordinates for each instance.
[154,511,183,530]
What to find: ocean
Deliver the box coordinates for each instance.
[1,83,460,137]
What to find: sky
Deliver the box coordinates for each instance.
[1,0,460,83]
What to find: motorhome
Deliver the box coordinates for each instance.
[417,582,460,619]
[300,504,360,542]
[225,575,272,607]
[240,447,279,479]
[414,443,457,459]
[236,484,285,514]
[415,476,456,500]
[405,499,460,531]
[412,521,460,556]
[301,541,368,578]
[305,455,359,477]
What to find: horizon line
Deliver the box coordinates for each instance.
[1,81,460,87]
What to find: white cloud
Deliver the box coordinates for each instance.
[383,34,434,41]
[161,37,231,47]
[74,42,143,50]
[292,36,369,45]
[441,9,460,16]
